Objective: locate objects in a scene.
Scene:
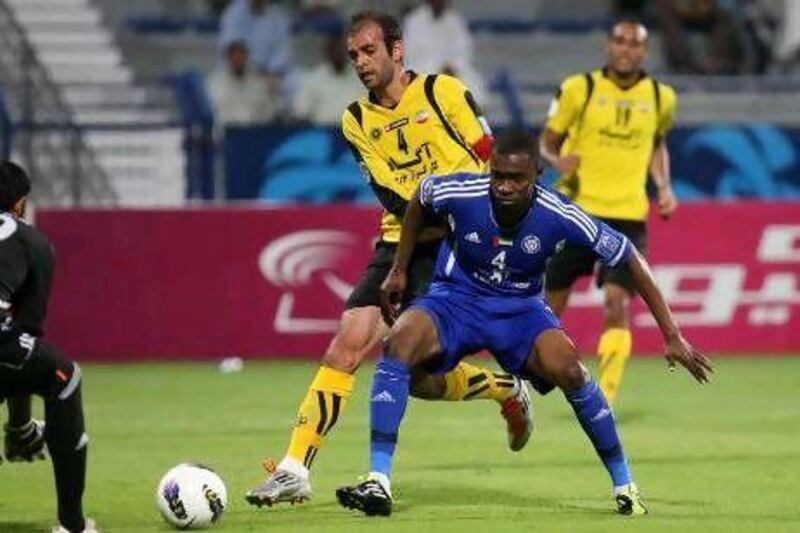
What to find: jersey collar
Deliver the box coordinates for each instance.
[601,66,648,91]
[489,187,538,234]
[367,70,418,108]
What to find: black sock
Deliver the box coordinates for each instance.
[45,384,87,532]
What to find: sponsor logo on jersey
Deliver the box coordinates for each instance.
[384,117,409,132]
[597,232,622,257]
[371,390,395,403]
[522,235,541,254]
[420,178,435,204]
[464,231,481,244]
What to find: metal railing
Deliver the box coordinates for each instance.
[0,0,116,206]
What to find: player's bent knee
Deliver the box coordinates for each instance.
[321,346,361,374]
[557,360,589,392]
[384,323,428,367]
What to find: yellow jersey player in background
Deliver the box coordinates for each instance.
[539,18,678,405]
[246,10,533,508]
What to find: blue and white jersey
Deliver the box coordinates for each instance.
[418,172,632,298]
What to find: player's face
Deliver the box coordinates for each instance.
[490,152,536,208]
[347,23,400,91]
[606,23,647,75]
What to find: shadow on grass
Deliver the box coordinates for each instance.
[395,482,608,516]
[0,521,48,533]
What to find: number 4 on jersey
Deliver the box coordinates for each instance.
[490,250,506,283]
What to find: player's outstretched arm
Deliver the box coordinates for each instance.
[379,190,429,325]
[627,248,714,383]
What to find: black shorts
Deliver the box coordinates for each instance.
[545,218,647,294]
[0,324,72,401]
[345,240,441,309]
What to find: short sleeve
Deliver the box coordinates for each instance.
[544,74,586,135]
[538,187,631,267]
[590,223,632,268]
[656,83,677,138]
[431,75,493,161]
[418,175,445,217]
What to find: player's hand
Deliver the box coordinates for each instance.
[4,419,47,463]
[380,266,407,326]
[657,188,678,219]
[664,333,714,384]
[554,154,580,175]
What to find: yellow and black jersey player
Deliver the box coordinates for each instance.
[342,69,492,243]
[539,18,679,405]
[246,10,534,509]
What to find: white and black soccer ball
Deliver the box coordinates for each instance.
[156,463,228,529]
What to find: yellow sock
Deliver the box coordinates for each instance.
[285,366,355,470]
[597,328,632,404]
[442,361,516,403]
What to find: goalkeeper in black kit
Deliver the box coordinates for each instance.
[0,161,95,533]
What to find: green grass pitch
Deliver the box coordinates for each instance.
[1,357,799,532]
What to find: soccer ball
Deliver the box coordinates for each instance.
[156,463,228,529]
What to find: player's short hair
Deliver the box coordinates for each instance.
[224,39,248,54]
[608,16,649,42]
[494,129,539,164]
[0,160,30,212]
[348,10,403,53]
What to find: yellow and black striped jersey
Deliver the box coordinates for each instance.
[342,72,492,243]
[546,69,677,221]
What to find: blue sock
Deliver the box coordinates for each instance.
[565,381,632,488]
[369,356,411,478]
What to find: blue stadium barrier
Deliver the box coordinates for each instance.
[126,12,345,35]
[165,70,216,200]
[125,15,620,36]
[0,90,13,159]
[223,125,800,203]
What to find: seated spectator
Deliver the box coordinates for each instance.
[402,0,485,99]
[218,0,298,106]
[655,0,743,74]
[206,41,278,126]
[293,34,361,125]
[773,0,800,71]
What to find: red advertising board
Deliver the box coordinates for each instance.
[37,203,800,360]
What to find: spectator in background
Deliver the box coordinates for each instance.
[218,0,298,107]
[402,0,485,99]
[773,0,800,71]
[655,0,743,74]
[293,34,361,125]
[207,40,279,125]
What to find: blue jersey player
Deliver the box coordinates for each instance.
[335,129,713,517]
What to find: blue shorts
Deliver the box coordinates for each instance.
[409,282,561,375]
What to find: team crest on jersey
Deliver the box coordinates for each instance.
[415,110,429,123]
[370,127,382,140]
[639,102,650,113]
[597,96,608,107]
[521,235,541,254]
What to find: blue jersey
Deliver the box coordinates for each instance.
[418,173,632,299]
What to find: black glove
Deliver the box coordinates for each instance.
[4,419,47,463]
